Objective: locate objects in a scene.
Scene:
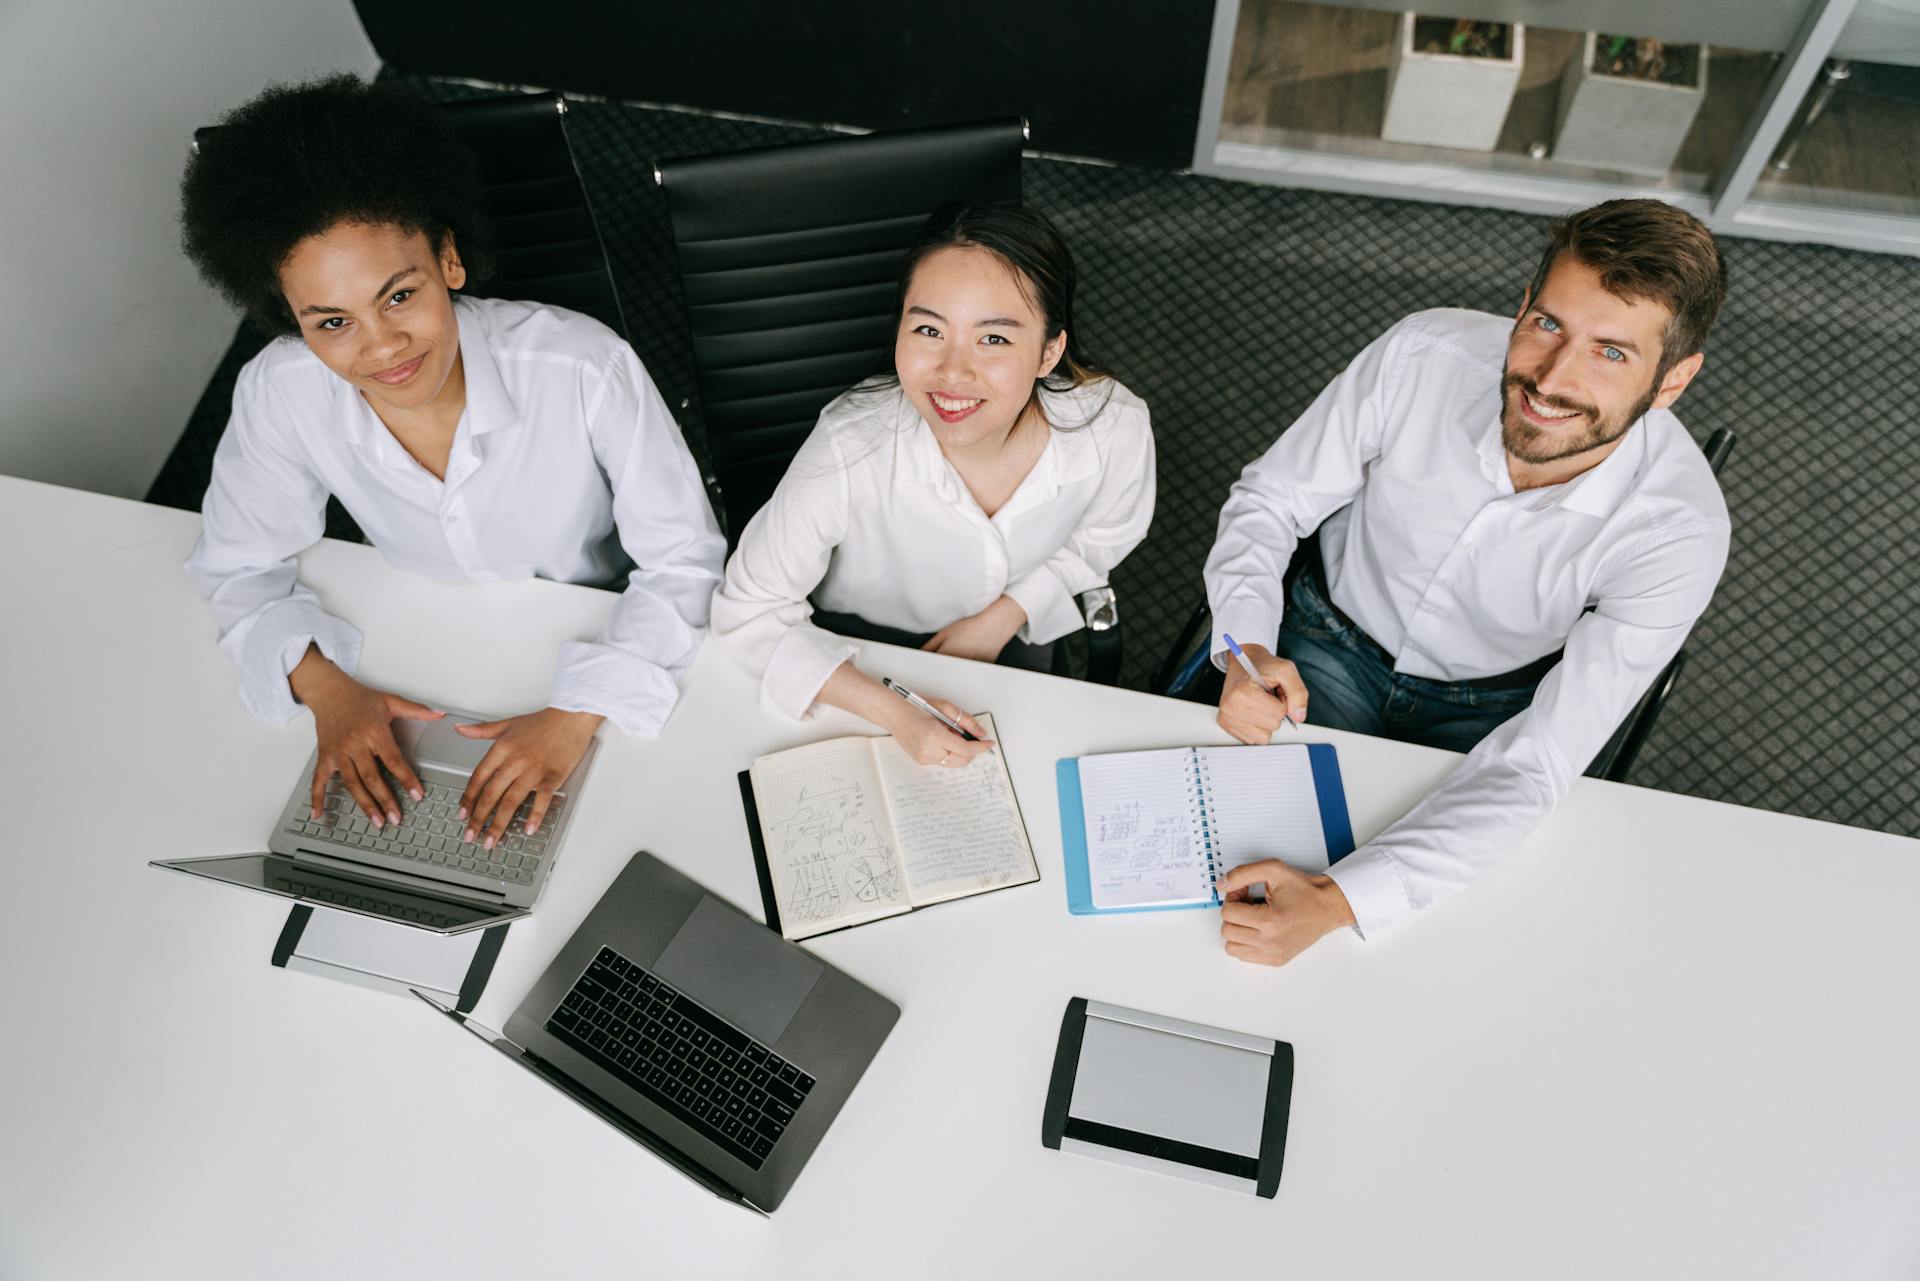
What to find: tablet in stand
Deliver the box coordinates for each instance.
[271,905,508,1014]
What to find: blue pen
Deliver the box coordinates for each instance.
[1222,633,1299,733]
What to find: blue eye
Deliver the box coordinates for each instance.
[1601,346,1625,362]
[1538,315,1560,333]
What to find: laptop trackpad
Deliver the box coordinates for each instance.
[653,897,823,1047]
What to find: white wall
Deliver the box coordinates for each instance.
[0,1,379,499]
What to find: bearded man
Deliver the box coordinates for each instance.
[1203,199,1730,965]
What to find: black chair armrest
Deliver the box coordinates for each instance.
[1077,586,1122,687]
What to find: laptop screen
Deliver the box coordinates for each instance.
[159,854,520,932]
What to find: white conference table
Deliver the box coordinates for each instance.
[3,473,1918,1281]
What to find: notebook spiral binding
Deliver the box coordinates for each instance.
[1185,748,1227,905]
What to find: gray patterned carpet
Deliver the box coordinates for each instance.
[147,75,1920,839]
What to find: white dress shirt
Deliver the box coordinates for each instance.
[1206,309,1730,937]
[713,379,1156,719]
[185,296,726,735]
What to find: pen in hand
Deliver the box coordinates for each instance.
[881,677,996,754]
[1222,633,1299,734]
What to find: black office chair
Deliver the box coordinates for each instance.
[173,92,627,541]
[440,94,628,339]
[1154,428,1736,782]
[654,119,1125,685]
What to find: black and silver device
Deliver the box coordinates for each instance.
[153,706,596,934]
[418,851,899,1213]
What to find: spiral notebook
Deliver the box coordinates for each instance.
[1056,744,1353,914]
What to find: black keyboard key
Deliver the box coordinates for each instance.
[765,1078,805,1111]
[745,1045,769,1066]
[795,1072,816,1096]
[764,1098,795,1125]
[752,1111,786,1141]
[775,1063,799,1085]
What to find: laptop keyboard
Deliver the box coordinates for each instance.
[286,779,561,886]
[546,946,816,1171]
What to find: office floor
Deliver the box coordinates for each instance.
[147,74,1920,841]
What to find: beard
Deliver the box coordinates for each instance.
[1500,370,1658,466]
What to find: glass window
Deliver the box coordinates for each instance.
[1219,1,1778,191]
[1749,3,1920,218]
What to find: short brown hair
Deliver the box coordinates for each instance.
[1530,199,1727,375]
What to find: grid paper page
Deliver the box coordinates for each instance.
[1074,749,1215,909]
[750,739,908,937]
[870,713,1036,905]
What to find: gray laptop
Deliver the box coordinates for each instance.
[419,850,899,1214]
[153,707,596,934]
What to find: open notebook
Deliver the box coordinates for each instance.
[738,714,1038,941]
[1056,743,1354,914]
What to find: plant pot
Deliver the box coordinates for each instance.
[1382,13,1525,151]
[1552,33,1709,177]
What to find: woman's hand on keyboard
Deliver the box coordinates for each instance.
[290,647,442,827]
[454,707,604,848]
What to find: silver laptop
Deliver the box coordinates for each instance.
[153,706,596,934]
[419,850,899,1214]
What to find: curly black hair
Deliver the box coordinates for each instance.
[179,75,493,335]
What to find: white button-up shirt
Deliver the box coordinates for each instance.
[713,379,1156,719]
[1206,308,1730,936]
[185,296,726,735]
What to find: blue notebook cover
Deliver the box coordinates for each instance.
[1057,744,1355,915]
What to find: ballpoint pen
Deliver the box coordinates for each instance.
[881,677,995,752]
[1221,633,1299,733]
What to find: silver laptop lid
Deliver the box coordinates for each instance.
[151,853,527,935]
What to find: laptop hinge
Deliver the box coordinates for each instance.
[294,847,510,903]
[518,1050,761,1214]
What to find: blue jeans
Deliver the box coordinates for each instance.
[1276,571,1538,753]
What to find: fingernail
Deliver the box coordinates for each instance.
[387,810,401,825]
[457,806,467,820]
[484,836,495,851]
[526,821,539,835]
[464,829,476,843]
[410,788,423,801]
[371,816,383,830]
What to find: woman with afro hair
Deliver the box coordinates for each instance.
[181,76,724,850]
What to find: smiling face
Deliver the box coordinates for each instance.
[276,220,468,417]
[1502,255,1702,467]
[893,245,1068,452]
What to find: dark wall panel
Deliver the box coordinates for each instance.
[351,1,1215,170]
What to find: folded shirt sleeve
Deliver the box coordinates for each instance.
[551,346,728,736]
[1327,517,1732,937]
[183,369,363,724]
[1203,322,1406,665]
[1004,393,1157,645]
[709,421,859,721]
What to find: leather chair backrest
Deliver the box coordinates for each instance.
[438,94,627,338]
[655,118,1025,537]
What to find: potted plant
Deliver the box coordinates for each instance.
[1382,14,1526,151]
[1551,34,1709,177]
